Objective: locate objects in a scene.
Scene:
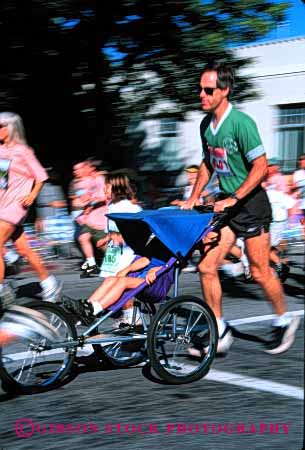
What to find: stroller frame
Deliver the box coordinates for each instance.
[0,207,223,394]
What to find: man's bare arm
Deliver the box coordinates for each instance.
[214,155,268,212]
[235,155,268,200]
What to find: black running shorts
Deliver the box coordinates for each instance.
[221,187,272,239]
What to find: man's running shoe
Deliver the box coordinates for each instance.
[264,316,300,354]
[42,280,63,303]
[62,296,95,326]
[217,324,233,355]
[0,305,59,343]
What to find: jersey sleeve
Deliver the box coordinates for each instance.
[236,114,265,163]
[23,147,48,182]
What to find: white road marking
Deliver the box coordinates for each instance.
[205,369,304,400]
[229,309,304,326]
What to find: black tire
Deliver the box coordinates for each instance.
[147,296,218,384]
[92,301,156,367]
[0,301,77,394]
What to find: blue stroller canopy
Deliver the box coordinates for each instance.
[107,208,214,259]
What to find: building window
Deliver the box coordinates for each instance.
[275,104,305,173]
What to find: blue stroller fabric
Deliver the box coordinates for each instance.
[127,256,175,303]
[107,209,214,259]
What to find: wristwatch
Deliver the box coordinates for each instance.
[229,192,240,201]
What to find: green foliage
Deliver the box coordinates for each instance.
[0,0,290,165]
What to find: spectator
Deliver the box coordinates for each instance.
[76,159,109,276]
[262,159,289,193]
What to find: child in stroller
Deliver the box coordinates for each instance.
[63,235,175,326]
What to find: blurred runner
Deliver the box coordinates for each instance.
[0,112,62,304]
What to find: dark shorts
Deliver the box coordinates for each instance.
[79,224,107,246]
[220,187,272,239]
[10,226,24,242]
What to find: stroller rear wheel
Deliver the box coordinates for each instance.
[147,296,218,384]
[0,301,77,394]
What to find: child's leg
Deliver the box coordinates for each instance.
[89,276,144,310]
[88,276,120,303]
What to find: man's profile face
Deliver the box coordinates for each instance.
[199,71,229,112]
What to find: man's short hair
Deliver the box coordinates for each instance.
[202,62,234,95]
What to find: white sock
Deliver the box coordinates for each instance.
[40,275,57,292]
[272,312,291,327]
[87,257,96,266]
[240,253,249,268]
[4,249,19,264]
[91,301,103,315]
[216,318,227,336]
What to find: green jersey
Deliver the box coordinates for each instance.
[201,104,265,193]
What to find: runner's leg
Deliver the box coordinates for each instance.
[245,231,286,315]
[0,221,16,284]
[14,232,49,280]
[198,226,236,318]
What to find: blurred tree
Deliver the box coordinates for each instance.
[0,0,289,174]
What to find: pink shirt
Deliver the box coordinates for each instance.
[76,174,108,230]
[0,144,48,225]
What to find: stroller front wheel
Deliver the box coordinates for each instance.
[147,296,218,384]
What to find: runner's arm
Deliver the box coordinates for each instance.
[180,162,211,209]
[21,181,44,207]
[213,155,268,212]
[234,155,268,200]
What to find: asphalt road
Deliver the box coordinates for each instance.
[0,246,304,450]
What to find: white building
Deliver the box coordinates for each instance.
[137,36,305,175]
[236,36,305,173]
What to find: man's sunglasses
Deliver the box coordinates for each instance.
[201,86,218,96]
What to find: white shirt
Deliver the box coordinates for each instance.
[107,199,142,232]
[267,189,296,222]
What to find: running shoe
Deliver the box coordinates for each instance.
[42,280,63,303]
[62,296,95,326]
[80,264,99,278]
[264,316,301,354]
[0,305,59,343]
[217,324,234,354]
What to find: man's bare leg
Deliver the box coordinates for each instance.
[198,226,236,318]
[245,231,286,315]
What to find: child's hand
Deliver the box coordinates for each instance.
[145,268,158,285]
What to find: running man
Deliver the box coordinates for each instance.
[175,62,300,355]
